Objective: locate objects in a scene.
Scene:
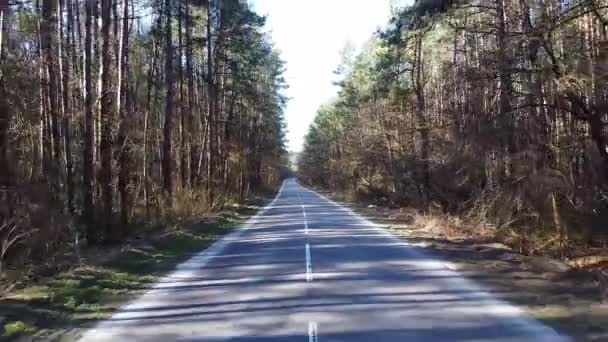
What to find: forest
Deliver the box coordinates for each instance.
[0,0,287,282]
[299,0,608,258]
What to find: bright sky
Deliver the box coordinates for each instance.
[252,0,393,152]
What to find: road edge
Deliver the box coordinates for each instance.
[297,181,571,342]
[79,180,286,340]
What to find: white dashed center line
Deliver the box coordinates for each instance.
[298,192,308,235]
[305,243,313,282]
[302,204,308,235]
[308,321,318,342]
[301,190,317,339]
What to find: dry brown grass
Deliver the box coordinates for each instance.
[329,193,608,340]
[408,211,495,241]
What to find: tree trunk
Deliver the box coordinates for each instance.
[83,0,95,238]
[162,0,174,205]
[178,0,187,191]
[205,0,216,204]
[99,0,113,238]
[185,0,197,188]
[0,0,10,205]
[58,0,74,213]
[117,0,129,228]
[144,35,158,219]
[495,0,515,179]
[42,0,61,186]
[413,34,430,205]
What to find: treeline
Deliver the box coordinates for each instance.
[0,0,287,276]
[299,0,608,254]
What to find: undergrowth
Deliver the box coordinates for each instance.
[0,205,259,341]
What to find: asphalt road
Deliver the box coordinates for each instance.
[80,178,569,341]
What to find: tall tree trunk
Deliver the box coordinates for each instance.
[37,0,45,178]
[413,33,430,205]
[144,36,158,219]
[0,0,10,207]
[99,0,113,237]
[58,0,74,213]
[185,0,197,188]
[495,0,514,179]
[162,0,174,205]
[42,0,61,184]
[117,0,129,228]
[178,0,187,190]
[205,0,215,203]
[83,0,95,238]
[94,0,101,164]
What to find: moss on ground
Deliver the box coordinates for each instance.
[2,322,35,338]
[0,206,259,341]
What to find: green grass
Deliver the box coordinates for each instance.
[0,206,259,341]
[2,321,35,338]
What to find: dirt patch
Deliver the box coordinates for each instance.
[325,192,608,341]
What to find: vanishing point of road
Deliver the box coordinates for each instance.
[80,179,569,341]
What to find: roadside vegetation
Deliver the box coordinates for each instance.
[1,203,261,340]
[298,1,608,336]
[313,194,606,340]
[299,0,608,273]
[0,0,289,311]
